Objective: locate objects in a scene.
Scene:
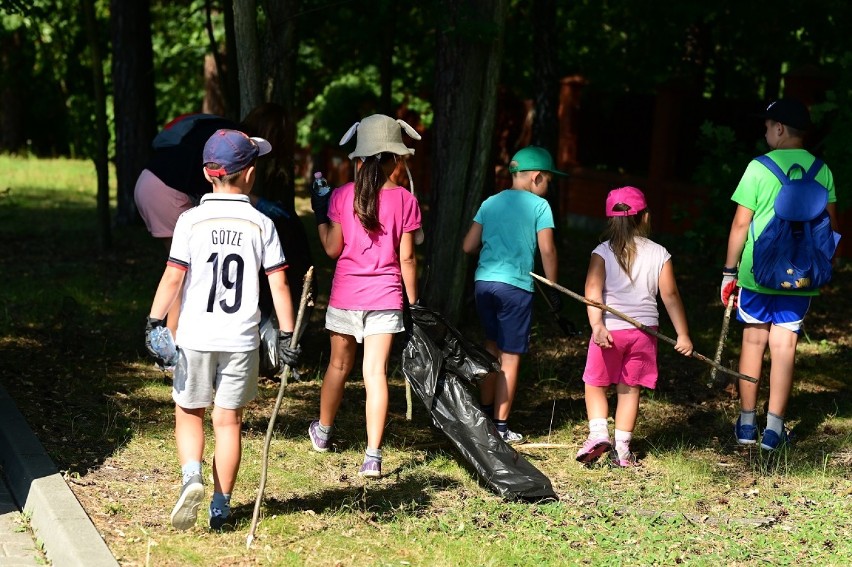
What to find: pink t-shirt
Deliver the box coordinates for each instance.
[327,182,422,310]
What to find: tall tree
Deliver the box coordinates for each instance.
[110,0,156,226]
[530,0,560,226]
[422,0,508,323]
[262,0,299,204]
[232,0,261,119]
[82,0,110,250]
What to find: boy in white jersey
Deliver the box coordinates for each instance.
[145,129,300,531]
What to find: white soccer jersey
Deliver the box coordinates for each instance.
[168,193,287,352]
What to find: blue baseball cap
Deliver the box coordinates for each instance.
[203,129,271,177]
[508,146,568,176]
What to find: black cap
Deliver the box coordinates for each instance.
[759,99,812,131]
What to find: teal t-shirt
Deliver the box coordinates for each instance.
[731,148,836,296]
[472,188,555,292]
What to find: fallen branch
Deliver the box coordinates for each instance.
[530,272,758,384]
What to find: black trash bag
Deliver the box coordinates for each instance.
[258,313,280,377]
[402,304,557,502]
[258,209,316,377]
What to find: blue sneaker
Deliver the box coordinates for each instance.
[735,417,758,445]
[209,504,234,532]
[760,428,792,451]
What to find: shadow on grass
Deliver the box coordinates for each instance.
[248,467,463,521]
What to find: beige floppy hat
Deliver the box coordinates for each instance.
[339,114,421,159]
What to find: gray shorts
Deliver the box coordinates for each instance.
[325,306,404,343]
[172,348,259,410]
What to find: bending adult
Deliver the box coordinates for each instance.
[136,111,292,337]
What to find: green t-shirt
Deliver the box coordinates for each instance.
[731,149,837,296]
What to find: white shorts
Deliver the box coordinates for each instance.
[325,306,404,343]
[172,348,259,410]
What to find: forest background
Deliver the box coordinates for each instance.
[3,0,852,321]
[3,2,852,565]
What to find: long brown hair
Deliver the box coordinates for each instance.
[603,204,650,280]
[241,102,289,202]
[355,153,397,232]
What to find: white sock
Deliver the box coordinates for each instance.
[740,409,756,426]
[588,418,609,441]
[181,461,201,485]
[614,429,632,458]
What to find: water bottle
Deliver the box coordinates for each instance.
[312,171,330,197]
[150,326,179,367]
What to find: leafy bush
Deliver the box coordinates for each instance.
[672,121,752,258]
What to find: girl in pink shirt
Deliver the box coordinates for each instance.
[308,114,422,478]
[576,186,693,467]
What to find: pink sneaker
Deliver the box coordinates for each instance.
[576,438,612,464]
[610,450,639,468]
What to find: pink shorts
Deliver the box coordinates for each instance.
[134,169,195,238]
[582,328,659,389]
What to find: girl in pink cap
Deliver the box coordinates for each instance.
[576,186,693,467]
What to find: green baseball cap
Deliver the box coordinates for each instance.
[508,146,568,176]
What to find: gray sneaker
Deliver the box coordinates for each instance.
[500,429,524,445]
[170,474,204,530]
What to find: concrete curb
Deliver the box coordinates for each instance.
[0,383,118,567]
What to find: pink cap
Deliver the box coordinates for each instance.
[605,186,647,217]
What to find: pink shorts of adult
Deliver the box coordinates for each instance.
[134,169,195,238]
[582,327,659,389]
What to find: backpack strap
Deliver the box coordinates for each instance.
[804,158,824,181]
[754,155,787,183]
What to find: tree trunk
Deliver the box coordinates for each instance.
[232,0,262,120]
[110,0,156,226]
[0,28,27,153]
[83,0,111,250]
[223,0,240,121]
[379,0,394,115]
[262,0,299,205]
[422,0,508,323]
[531,0,561,223]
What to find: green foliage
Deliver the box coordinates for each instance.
[297,66,433,152]
[150,1,213,125]
[812,54,852,212]
[672,121,751,258]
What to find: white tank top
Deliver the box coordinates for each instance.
[592,237,671,331]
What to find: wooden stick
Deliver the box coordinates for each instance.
[247,267,314,548]
[708,293,736,388]
[530,272,757,384]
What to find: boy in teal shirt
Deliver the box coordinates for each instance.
[462,146,565,443]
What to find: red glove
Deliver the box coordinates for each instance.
[720,267,738,308]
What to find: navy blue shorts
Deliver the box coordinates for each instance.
[474,280,533,354]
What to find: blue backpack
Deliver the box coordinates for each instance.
[750,155,841,291]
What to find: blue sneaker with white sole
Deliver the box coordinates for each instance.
[735,416,758,445]
[760,428,792,451]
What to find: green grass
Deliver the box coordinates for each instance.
[2,156,852,566]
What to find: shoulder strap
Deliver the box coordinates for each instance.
[804,158,824,181]
[754,155,787,184]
